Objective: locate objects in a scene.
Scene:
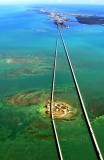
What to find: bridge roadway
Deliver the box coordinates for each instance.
[50,27,104,160]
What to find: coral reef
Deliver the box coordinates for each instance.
[5,90,41,107]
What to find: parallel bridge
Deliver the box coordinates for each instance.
[50,27,104,160]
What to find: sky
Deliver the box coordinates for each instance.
[0,0,104,5]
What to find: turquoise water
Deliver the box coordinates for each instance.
[0,4,104,160]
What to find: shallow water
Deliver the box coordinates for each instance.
[0,4,104,160]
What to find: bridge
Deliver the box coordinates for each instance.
[50,27,104,160]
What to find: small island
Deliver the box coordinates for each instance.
[69,14,104,25]
[45,100,77,119]
[34,8,70,28]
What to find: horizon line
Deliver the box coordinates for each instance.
[0,2,104,5]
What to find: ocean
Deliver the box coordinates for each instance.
[0,4,104,160]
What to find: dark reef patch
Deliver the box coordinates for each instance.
[26,119,54,140]
[4,90,41,107]
[90,98,104,117]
